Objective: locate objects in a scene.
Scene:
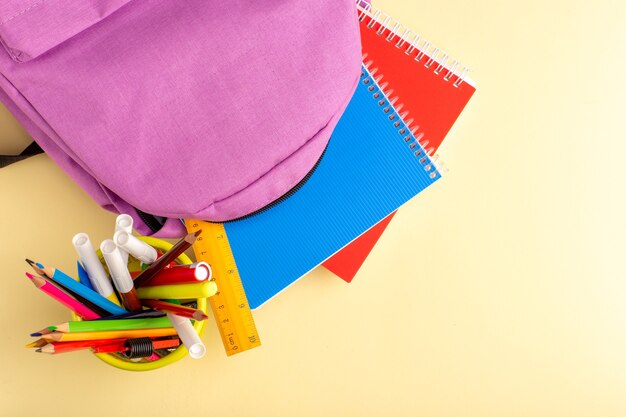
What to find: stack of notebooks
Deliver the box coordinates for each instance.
[208,2,476,309]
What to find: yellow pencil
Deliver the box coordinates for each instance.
[25,338,49,348]
[40,327,177,342]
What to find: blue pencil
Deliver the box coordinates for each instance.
[30,261,127,316]
[77,261,95,291]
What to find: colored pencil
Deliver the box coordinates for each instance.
[54,281,111,317]
[136,280,217,300]
[142,299,208,321]
[139,262,212,286]
[92,338,181,354]
[77,261,95,290]
[27,260,112,316]
[133,230,201,287]
[119,289,142,312]
[48,317,173,333]
[92,309,165,321]
[30,327,54,337]
[37,338,128,354]
[25,338,49,348]
[26,260,111,316]
[141,338,181,350]
[90,340,128,354]
[25,273,101,320]
[41,327,178,342]
[27,260,126,315]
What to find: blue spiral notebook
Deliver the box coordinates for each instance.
[224,67,441,309]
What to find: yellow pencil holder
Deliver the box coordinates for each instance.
[72,236,207,371]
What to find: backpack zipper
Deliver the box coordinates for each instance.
[222,143,328,223]
[140,141,329,232]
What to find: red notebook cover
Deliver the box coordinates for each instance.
[323,3,476,282]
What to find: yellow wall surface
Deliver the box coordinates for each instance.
[1,1,625,416]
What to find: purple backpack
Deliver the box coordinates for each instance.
[0,0,361,236]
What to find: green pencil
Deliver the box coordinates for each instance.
[48,317,173,333]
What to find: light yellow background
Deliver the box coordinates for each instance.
[1,0,625,416]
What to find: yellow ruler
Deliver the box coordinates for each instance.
[185,219,261,356]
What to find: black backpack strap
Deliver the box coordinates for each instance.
[0,141,44,168]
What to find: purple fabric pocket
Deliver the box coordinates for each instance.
[0,0,133,62]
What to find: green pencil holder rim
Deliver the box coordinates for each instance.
[72,235,206,371]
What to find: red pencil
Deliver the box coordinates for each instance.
[36,338,128,354]
[142,299,208,321]
[92,338,181,354]
[90,341,127,354]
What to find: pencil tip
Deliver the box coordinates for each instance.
[193,311,209,321]
[26,261,46,276]
[194,229,202,237]
[30,332,41,337]
[35,349,42,353]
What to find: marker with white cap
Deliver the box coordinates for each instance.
[72,233,122,307]
[113,230,158,264]
[100,239,142,311]
[114,214,133,266]
[140,262,212,286]
[167,313,206,359]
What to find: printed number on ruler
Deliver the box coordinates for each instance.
[185,219,261,356]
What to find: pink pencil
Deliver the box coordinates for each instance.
[26,273,100,320]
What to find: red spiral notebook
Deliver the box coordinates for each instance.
[323,3,476,282]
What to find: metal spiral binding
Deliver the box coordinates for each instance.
[361,62,441,178]
[357,1,470,88]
